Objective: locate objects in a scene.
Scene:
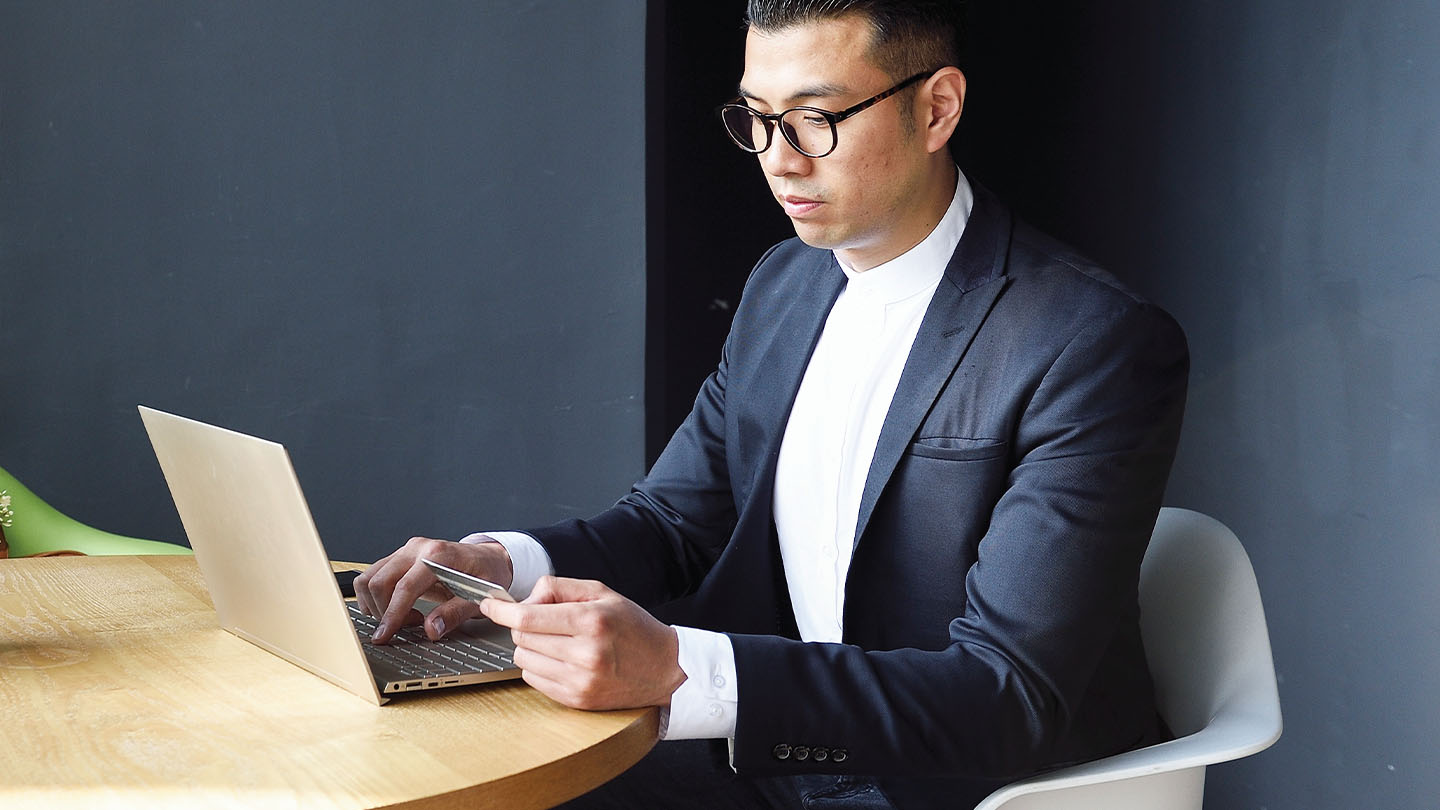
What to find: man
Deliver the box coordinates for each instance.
[355,1,1188,808]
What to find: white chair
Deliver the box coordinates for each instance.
[973,507,1283,810]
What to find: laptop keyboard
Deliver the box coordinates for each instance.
[348,603,514,678]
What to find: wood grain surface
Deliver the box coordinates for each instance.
[0,556,658,809]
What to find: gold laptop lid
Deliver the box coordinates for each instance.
[139,406,383,705]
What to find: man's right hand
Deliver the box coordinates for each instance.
[354,536,514,645]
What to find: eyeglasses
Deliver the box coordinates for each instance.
[718,70,935,158]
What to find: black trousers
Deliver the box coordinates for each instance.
[557,739,899,810]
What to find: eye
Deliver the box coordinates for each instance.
[801,112,830,128]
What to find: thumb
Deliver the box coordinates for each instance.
[525,575,612,605]
[425,595,484,640]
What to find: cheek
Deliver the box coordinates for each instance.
[837,153,903,216]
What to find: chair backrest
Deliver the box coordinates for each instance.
[1,465,76,556]
[0,464,191,557]
[972,508,1282,810]
[1140,508,1282,744]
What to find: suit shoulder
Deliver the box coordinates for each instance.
[729,237,837,313]
[1006,221,1136,302]
[1006,221,1180,324]
[747,237,829,284]
[987,220,1188,361]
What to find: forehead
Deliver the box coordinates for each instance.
[740,16,888,104]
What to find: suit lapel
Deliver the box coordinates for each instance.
[738,250,846,505]
[723,253,842,639]
[852,188,1014,547]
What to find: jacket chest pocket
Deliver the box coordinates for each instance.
[906,436,1008,462]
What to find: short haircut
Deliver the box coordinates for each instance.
[744,0,965,80]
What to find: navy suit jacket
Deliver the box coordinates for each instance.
[528,184,1189,809]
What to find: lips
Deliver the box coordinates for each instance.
[778,194,823,218]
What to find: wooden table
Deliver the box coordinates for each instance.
[0,555,659,809]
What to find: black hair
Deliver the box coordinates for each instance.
[744,0,965,80]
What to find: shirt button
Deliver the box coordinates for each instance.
[793,745,811,761]
[707,703,723,718]
[712,674,726,689]
[831,749,848,763]
[822,544,836,559]
[813,747,829,762]
[772,743,792,761]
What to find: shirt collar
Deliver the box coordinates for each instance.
[834,168,975,304]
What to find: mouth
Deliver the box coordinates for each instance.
[778,194,823,218]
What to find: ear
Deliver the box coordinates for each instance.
[919,67,966,154]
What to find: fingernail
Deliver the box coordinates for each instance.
[433,617,446,637]
[372,622,388,641]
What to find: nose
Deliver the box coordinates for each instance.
[759,133,812,178]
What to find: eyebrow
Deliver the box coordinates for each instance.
[737,81,852,107]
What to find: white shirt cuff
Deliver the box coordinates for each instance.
[662,625,738,740]
[457,531,553,601]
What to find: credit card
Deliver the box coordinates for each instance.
[422,559,516,603]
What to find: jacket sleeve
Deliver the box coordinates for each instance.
[727,300,1189,781]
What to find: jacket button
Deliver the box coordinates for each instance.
[793,745,810,761]
[772,743,792,761]
[831,749,848,763]
[813,747,829,762]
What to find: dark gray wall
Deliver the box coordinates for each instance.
[0,2,647,562]
[964,2,1439,807]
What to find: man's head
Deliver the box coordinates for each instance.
[745,0,964,89]
[732,0,967,270]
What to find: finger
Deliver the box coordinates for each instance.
[480,596,599,636]
[513,652,615,712]
[519,667,584,709]
[509,624,594,666]
[353,554,395,618]
[374,562,439,643]
[424,596,484,641]
[510,645,592,707]
[525,575,612,605]
[372,605,427,644]
[480,576,616,632]
[356,546,425,619]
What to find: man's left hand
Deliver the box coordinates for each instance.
[479,576,687,711]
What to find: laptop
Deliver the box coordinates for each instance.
[138,405,522,705]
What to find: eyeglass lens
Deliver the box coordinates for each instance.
[721,106,836,158]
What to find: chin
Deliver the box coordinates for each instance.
[789,222,842,251]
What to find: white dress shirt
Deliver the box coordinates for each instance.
[465,170,974,740]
